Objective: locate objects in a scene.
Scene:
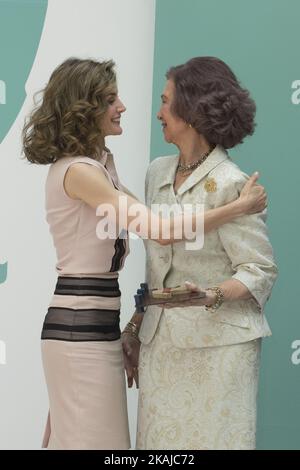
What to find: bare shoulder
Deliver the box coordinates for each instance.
[66,161,102,176]
[64,161,109,201]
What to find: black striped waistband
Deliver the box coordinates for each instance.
[42,276,121,342]
[54,276,121,297]
[41,307,120,342]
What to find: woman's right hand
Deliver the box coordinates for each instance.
[239,172,267,214]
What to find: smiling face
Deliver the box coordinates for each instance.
[101,90,126,137]
[157,79,188,144]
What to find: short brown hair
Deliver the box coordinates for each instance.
[166,57,256,149]
[23,58,116,164]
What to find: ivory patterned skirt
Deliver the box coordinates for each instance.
[41,275,130,450]
[136,314,261,450]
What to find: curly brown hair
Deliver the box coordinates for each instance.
[166,57,256,149]
[23,58,117,164]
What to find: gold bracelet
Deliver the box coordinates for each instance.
[127,321,139,334]
[205,286,224,312]
[121,321,140,342]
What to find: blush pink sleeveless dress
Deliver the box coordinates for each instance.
[41,151,130,449]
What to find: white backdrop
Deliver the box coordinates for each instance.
[0,0,155,449]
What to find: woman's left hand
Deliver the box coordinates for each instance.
[163,281,216,309]
[122,332,140,388]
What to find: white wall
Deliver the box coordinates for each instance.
[0,0,155,449]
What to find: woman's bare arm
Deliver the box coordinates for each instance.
[64,164,266,245]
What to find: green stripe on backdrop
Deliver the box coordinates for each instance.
[0,262,7,283]
[152,0,300,450]
[0,0,48,143]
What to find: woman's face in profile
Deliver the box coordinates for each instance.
[157,79,187,145]
[101,90,126,137]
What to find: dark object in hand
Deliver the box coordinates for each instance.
[134,283,206,313]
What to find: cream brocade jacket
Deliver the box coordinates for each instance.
[139,145,278,348]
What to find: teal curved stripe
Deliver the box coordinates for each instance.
[0,0,48,143]
[0,262,7,284]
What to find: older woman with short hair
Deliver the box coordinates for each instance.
[132,57,277,450]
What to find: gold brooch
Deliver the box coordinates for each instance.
[204,178,217,193]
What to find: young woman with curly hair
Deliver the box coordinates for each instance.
[23,57,267,449]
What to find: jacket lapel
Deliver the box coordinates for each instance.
[176,145,228,196]
[156,155,179,190]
